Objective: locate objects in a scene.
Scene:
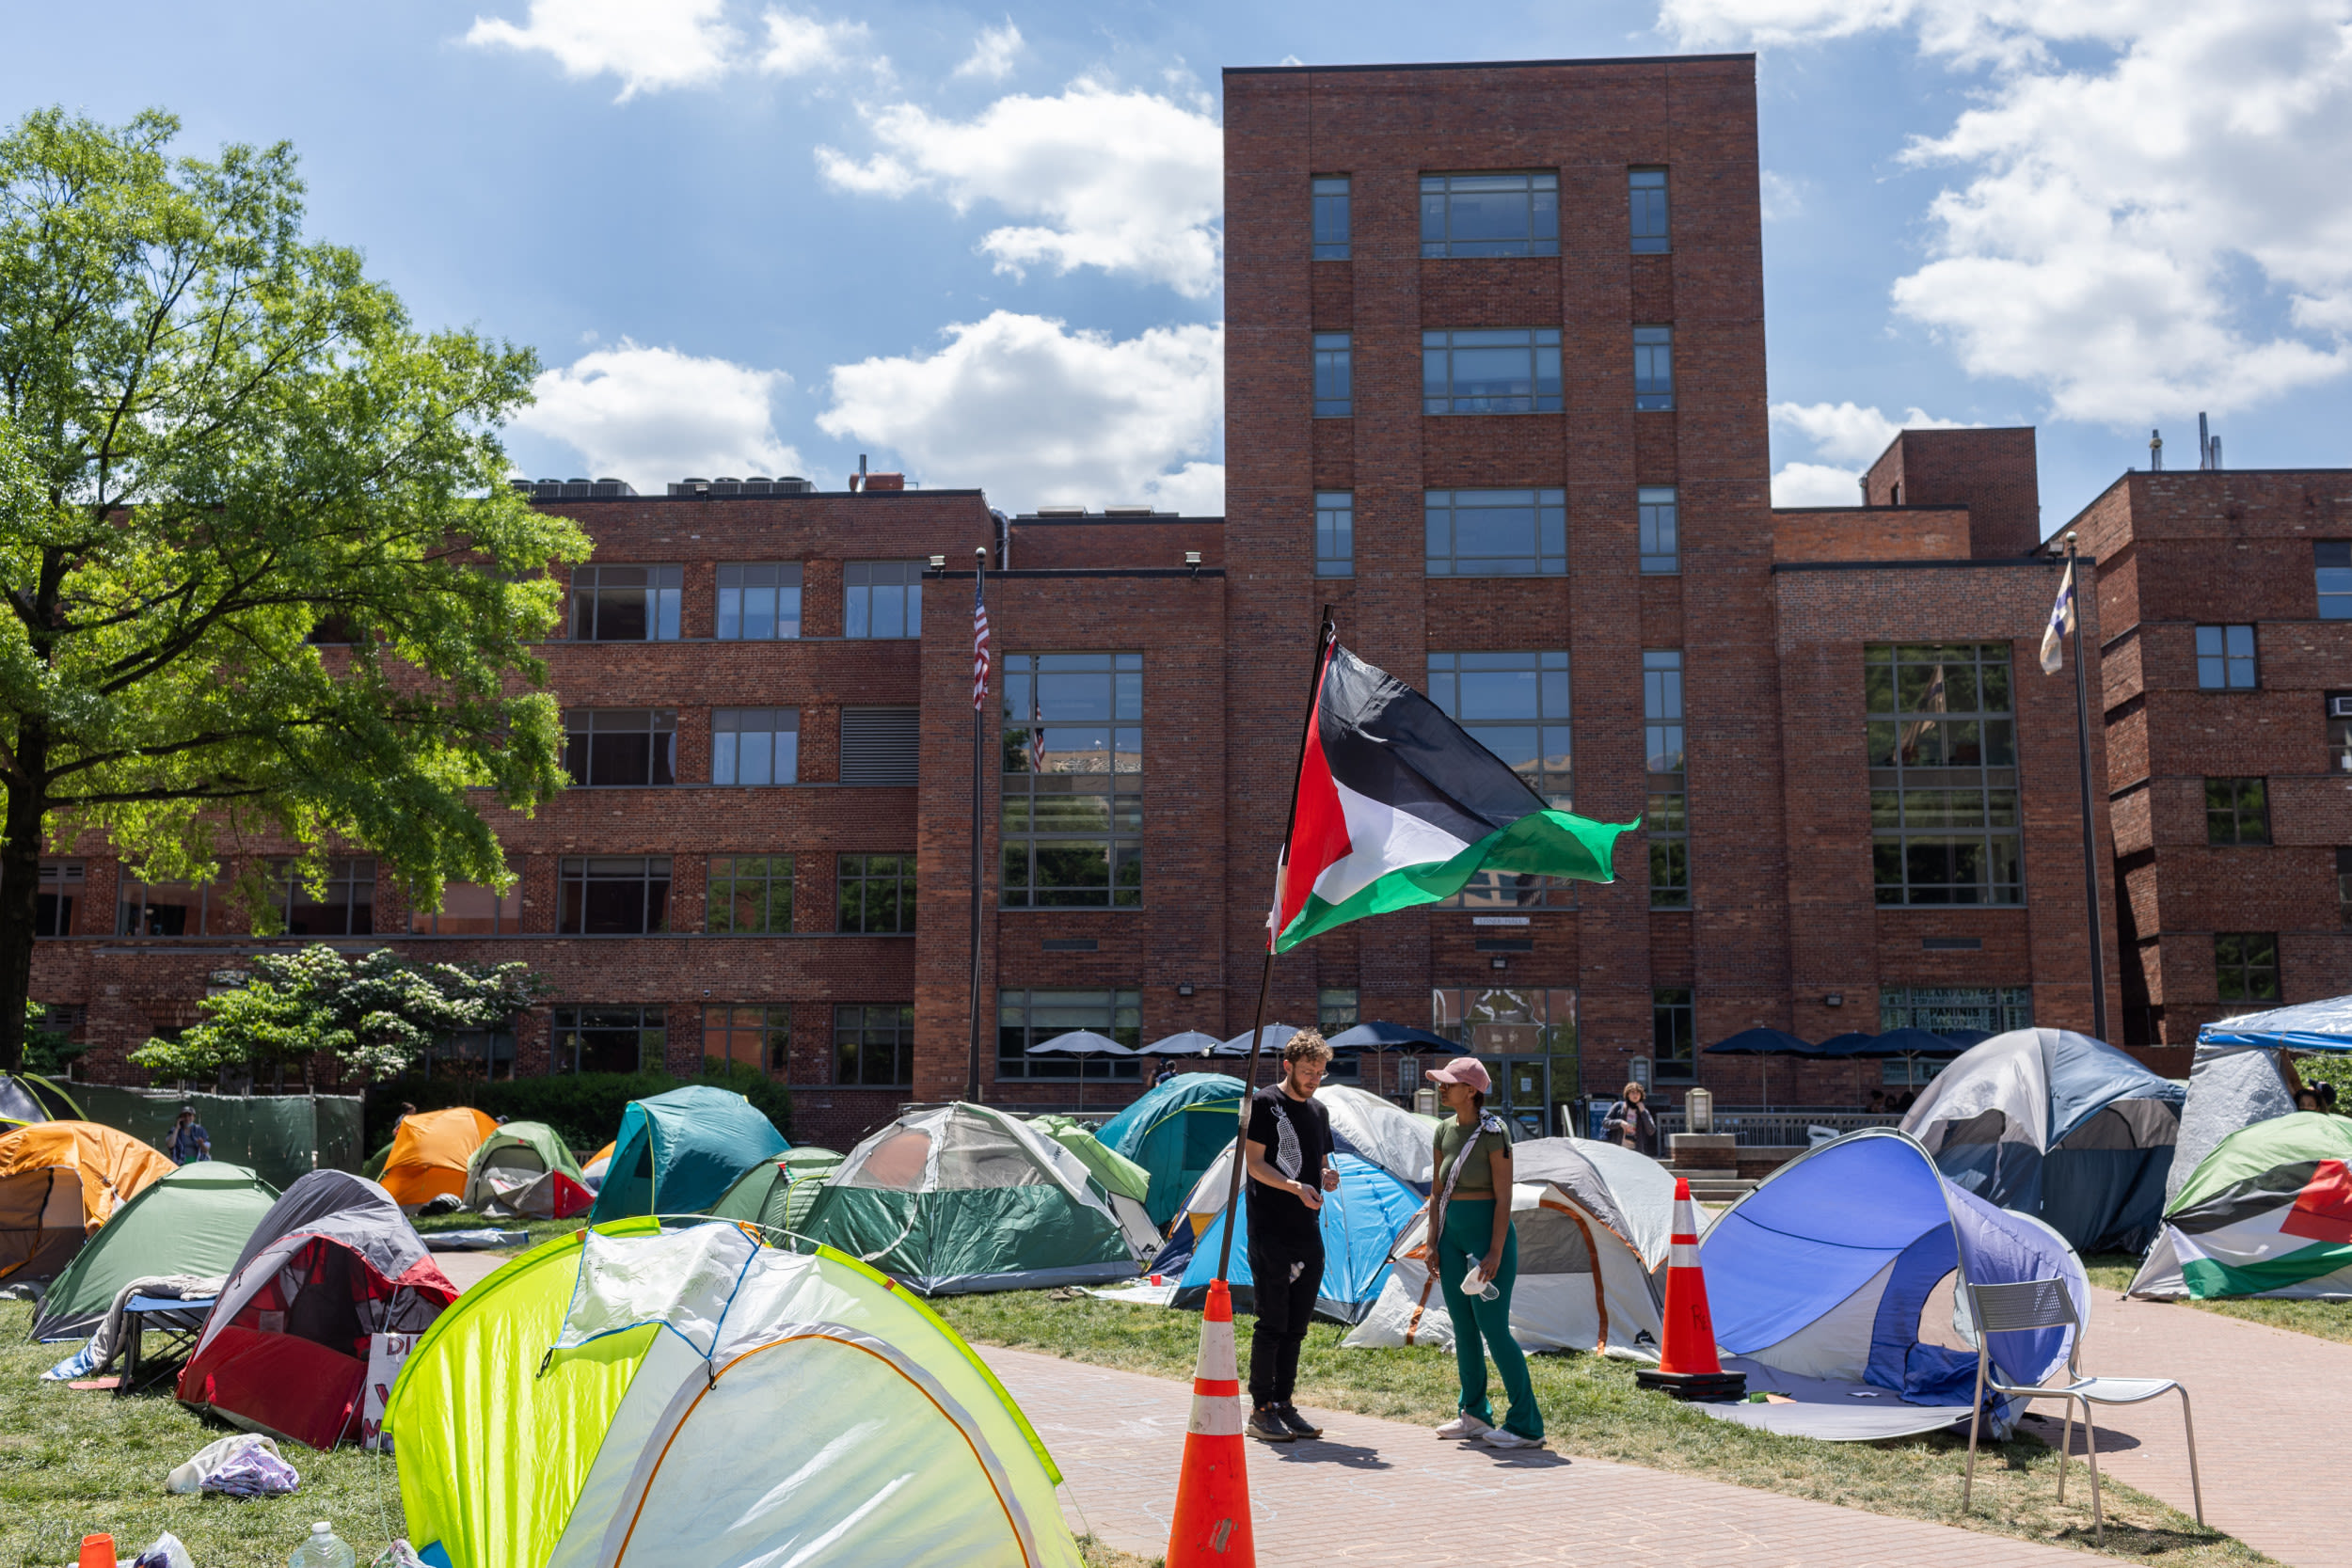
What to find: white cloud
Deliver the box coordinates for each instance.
[1771,462,1872,506]
[1664,1,2352,425]
[1768,400,1971,502]
[816,81,1224,297]
[954,20,1024,81]
[756,7,872,77]
[511,342,803,493]
[464,0,738,100]
[818,310,1224,514]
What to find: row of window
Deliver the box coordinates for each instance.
[560,706,915,787]
[564,560,921,643]
[1311,326,1674,419]
[1311,487,1682,578]
[546,1002,915,1085]
[1311,167,1672,261]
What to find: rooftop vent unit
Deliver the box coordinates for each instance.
[711,477,743,495]
[667,479,711,497]
[1103,505,1156,517]
[1034,505,1087,518]
[562,478,593,497]
[591,478,635,498]
[775,476,816,494]
[863,471,905,492]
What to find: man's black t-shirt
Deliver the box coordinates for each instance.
[1244,1083,1333,1251]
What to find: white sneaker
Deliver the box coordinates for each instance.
[1479,1428,1545,1449]
[1434,1412,1492,1440]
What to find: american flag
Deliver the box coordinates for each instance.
[971,569,991,711]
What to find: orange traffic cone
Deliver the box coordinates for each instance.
[1166,1277,1255,1565]
[1635,1176,1747,1401]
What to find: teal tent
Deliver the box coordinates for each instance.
[1097,1072,1245,1227]
[586,1085,789,1225]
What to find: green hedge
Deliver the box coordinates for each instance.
[364,1061,791,1155]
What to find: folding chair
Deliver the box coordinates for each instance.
[116,1294,215,1397]
[1963,1277,2202,1544]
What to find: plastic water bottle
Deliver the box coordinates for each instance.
[288,1523,355,1568]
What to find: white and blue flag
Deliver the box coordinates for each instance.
[2040,558,2076,675]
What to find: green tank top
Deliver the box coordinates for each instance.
[1434,1118,1510,1196]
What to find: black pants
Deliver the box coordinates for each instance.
[1247,1234,1325,1408]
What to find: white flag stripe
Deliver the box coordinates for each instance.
[1304,776,1478,911]
[2040,559,2075,675]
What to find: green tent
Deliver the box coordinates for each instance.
[29,1162,278,1339]
[1096,1072,1245,1227]
[707,1146,843,1234]
[2130,1112,2352,1299]
[801,1103,1143,1294]
[465,1121,594,1219]
[0,1071,82,1127]
[586,1085,789,1226]
[1028,1116,1150,1203]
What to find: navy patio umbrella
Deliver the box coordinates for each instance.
[1702,1026,1820,1111]
[1027,1029,1136,1112]
[1139,1030,1225,1056]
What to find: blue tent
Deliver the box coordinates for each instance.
[2198,996,2352,1052]
[1098,1072,1246,1228]
[2169,994,2352,1203]
[1899,1028,2185,1252]
[1165,1152,1422,1324]
[1698,1128,2087,1442]
[586,1085,789,1225]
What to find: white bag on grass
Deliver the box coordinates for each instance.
[166,1433,283,1494]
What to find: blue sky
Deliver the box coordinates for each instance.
[8,0,2350,528]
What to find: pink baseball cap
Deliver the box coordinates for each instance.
[1425,1056,1491,1093]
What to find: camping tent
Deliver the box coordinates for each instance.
[1097,1071,1245,1227]
[386,1219,1084,1568]
[801,1102,1142,1294]
[1345,1136,1673,1361]
[0,1071,81,1127]
[463,1121,593,1220]
[2171,998,2352,1201]
[1695,1128,2087,1441]
[1164,1150,1422,1323]
[177,1170,456,1449]
[0,1121,177,1285]
[2130,1113,2352,1300]
[707,1146,845,1234]
[586,1085,789,1225]
[1029,1114,1161,1257]
[379,1107,499,1212]
[30,1162,278,1340]
[1900,1028,2185,1252]
[581,1140,615,1192]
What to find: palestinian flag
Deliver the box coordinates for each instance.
[2141,1113,2352,1300]
[1270,641,1636,953]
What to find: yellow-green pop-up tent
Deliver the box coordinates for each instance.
[385,1219,1083,1567]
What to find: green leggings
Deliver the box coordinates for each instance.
[1436,1196,1542,1439]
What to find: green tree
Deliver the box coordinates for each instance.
[0,107,589,1070]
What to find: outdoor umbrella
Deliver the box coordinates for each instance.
[1701,1026,1819,1111]
[1326,1020,1466,1101]
[1839,1026,1965,1100]
[1139,1030,1224,1056]
[1027,1029,1135,1113]
[1217,1023,1301,1085]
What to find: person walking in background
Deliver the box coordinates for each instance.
[1602,1082,1659,1157]
[1426,1057,1543,1449]
[167,1106,211,1164]
[1240,1030,1339,1444]
[1152,1059,1179,1090]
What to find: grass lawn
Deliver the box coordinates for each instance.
[939,1291,2269,1567]
[2082,1253,2352,1346]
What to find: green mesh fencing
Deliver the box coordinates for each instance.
[68,1085,365,1190]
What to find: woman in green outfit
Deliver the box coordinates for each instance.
[1423,1056,1544,1449]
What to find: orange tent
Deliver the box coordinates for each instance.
[379,1107,499,1212]
[0,1121,177,1284]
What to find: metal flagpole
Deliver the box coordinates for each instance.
[1216,608,1338,1283]
[2064,532,2110,1041]
[966,545,990,1103]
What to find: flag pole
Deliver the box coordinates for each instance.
[1216,607,1338,1283]
[2064,532,2110,1041]
[966,544,990,1103]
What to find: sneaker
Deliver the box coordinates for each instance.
[1434,1412,1493,1440]
[1247,1406,1296,1444]
[1479,1427,1545,1450]
[1278,1404,1324,1439]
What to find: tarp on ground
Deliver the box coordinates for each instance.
[2130,1112,2352,1300]
[706,1147,844,1235]
[0,1071,81,1127]
[71,1085,364,1192]
[1900,1028,2183,1252]
[1167,1150,1422,1323]
[0,1121,178,1285]
[31,1161,278,1339]
[381,1108,499,1212]
[463,1121,593,1220]
[587,1085,788,1226]
[386,1219,1083,1568]
[1097,1072,1245,1227]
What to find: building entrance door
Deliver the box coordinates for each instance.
[1475,1055,1551,1141]
[1432,987,1577,1142]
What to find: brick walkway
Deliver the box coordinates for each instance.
[986,1347,2090,1568]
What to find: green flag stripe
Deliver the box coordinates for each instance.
[2182,1239,2352,1299]
[1276,808,1636,953]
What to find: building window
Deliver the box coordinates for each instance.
[837,853,916,933]
[1633,325,1675,411]
[707,855,792,934]
[2214,932,2280,1003]
[2339,848,2352,927]
[2195,625,2256,689]
[1652,988,1694,1082]
[1432,651,1572,908]
[838,707,919,785]
[1424,488,1567,577]
[835,1003,916,1087]
[1645,652,1690,909]
[564,709,677,787]
[1629,167,1670,253]
[1420,171,1559,258]
[997,988,1141,1081]
[2205,777,2270,846]
[267,858,375,936]
[1318,989,1360,1082]
[1867,643,2022,905]
[712,707,799,785]
[2329,694,2352,774]
[2318,542,2352,619]
[414,1031,515,1081]
[844,561,925,639]
[408,870,522,935]
[557,856,671,935]
[1002,653,1142,909]
[1639,486,1679,575]
[1316,492,1354,578]
[1313,333,1352,417]
[1422,329,1563,415]
[551,1006,664,1074]
[705,1005,791,1077]
[717,563,803,641]
[1882,986,2032,1043]
[1312,175,1351,260]
[569,564,681,641]
[118,876,223,938]
[34,861,83,938]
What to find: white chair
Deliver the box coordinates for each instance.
[1806,1125,1838,1147]
[1962,1277,2203,1544]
